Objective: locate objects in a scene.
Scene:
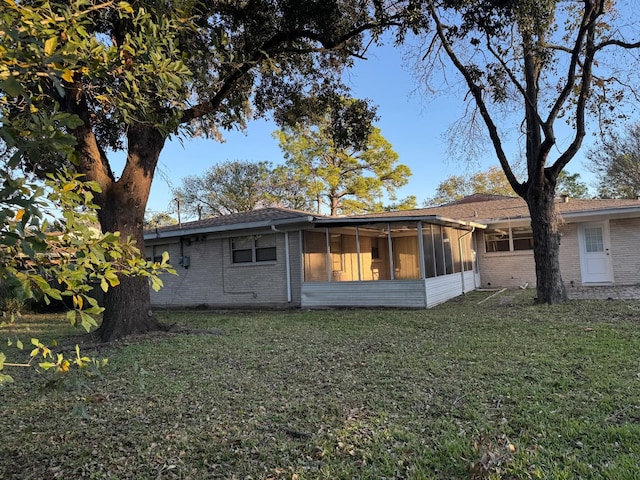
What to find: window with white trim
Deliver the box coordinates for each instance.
[231,235,276,263]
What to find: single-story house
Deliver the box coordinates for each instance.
[144,194,640,309]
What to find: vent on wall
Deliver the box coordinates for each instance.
[178,256,191,268]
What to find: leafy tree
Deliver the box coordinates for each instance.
[275,97,412,216]
[426,166,588,205]
[587,122,640,198]
[174,160,277,220]
[0,1,172,378]
[269,164,318,212]
[144,212,178,228]
[425,166,514,205]
[407,0,640,303]
[4,0,398,341]
[557,171,589,199]
[0,170,169,383]
[378,195,418,211]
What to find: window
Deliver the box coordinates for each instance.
[511,226,534,251]
[330,234,343,272]
[485,227,533,252]
[584,227,604,253]
[432,224,446,276]
[422,224,437,278]
[443,227,455,274]
[485,230,510,252]
[302,231,328,282]
[371,237,380,260]
[231,235,276,263]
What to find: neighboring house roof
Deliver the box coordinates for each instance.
[349,194,640,224]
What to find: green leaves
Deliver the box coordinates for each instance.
[0,118,175,377]
[0,352,13,383]
[0,77,23,97]
[0,336,106,383]
[275,97,411,215]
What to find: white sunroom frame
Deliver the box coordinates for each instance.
[300,216,484,308]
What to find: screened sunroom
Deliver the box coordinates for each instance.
[300,217,484,308]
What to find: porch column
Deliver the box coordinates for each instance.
[325,228,331,282]
[387,223,395,280]
[355,226,362,281]
[417,222,426,280]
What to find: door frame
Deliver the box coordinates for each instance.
[577,220,614,284]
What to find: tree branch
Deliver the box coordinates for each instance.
[180,21,395,124]
[549,0,601,175]
[595,39,640,51]
[427,2,524,196]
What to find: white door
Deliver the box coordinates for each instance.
[578,222,613,283]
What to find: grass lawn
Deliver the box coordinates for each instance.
[1,289,640,479]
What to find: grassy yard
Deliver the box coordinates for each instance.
[1,289,640,479]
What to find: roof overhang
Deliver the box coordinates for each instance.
[482,205,640,227]
[144,215,315,241]
[560,205,640,222]
[313,215,486,231]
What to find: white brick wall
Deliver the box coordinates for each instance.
[147,231,296,308]
[609,218,640,285]
[475,218,640,289]
[475,230,536,288]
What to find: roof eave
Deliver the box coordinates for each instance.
[314,215,486,230]
[144,215,315,241]
[482,205,640,226]
[561,205,640,220]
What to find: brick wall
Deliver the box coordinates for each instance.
[147,231,297,308]
[609,218,640,285]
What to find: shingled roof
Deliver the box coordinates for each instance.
[144,207,315,239]
[343,194,640,224]
[145,195,640,240]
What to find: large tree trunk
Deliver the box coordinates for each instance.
[91,125,169,342]
[526,187,568,304]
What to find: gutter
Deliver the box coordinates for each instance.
[144,215,315,241]
[480,205,640,226]
[314,214,486,230]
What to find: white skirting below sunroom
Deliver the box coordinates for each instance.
[301,270,478,309]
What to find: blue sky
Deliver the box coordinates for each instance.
[137,40,596,216]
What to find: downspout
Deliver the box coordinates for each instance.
[458,227,475,293]
[271,225,292,303]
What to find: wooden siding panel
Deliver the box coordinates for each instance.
[301,281,427,308]
[462,270,477,293]
[425,274,463,307]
